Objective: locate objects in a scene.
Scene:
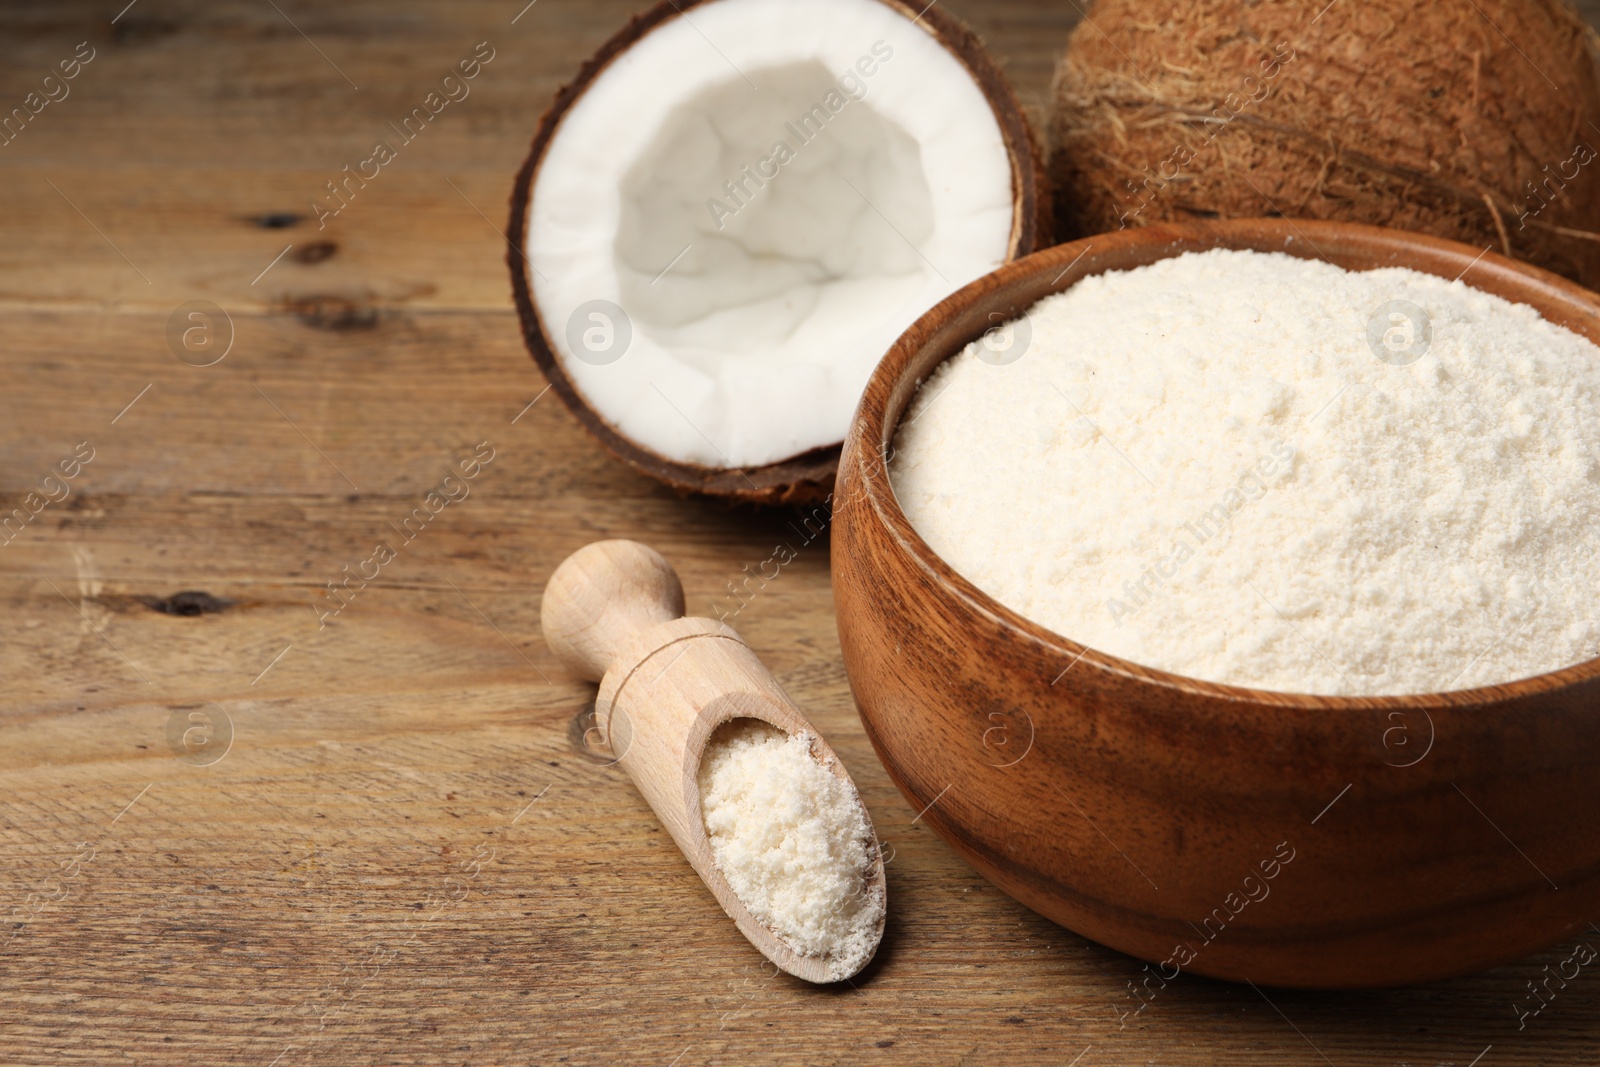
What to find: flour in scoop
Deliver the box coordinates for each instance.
[892,248,1600,696]
[698,720,882,973]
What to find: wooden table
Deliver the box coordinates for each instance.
[3,2,1598,1064]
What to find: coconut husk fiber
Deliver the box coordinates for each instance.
[1050,0,1600,284]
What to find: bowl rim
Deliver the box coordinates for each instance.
[845,217,1600,710]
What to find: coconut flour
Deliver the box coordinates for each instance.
[893,248,1600,696]
[698,720,881,971]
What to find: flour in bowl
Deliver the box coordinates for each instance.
[892,248,1600,696]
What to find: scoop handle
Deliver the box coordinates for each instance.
[540,540,688,681]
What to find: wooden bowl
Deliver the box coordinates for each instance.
[831,219,1600,989]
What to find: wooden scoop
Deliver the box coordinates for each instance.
[540,539,887,983]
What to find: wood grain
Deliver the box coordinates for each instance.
[3,1,1600,1065]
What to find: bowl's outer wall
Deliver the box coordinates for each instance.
[833,220,1600,988]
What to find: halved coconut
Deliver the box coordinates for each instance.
[509,0,1050,504]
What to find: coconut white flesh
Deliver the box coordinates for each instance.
[528,0,1015,469]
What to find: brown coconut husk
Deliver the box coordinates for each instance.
[1049,0,1600,285]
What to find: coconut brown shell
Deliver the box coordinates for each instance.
[1049,0,1600,285]
[509,0,1052,506]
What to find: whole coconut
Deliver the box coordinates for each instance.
[1050,0,1600,283]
